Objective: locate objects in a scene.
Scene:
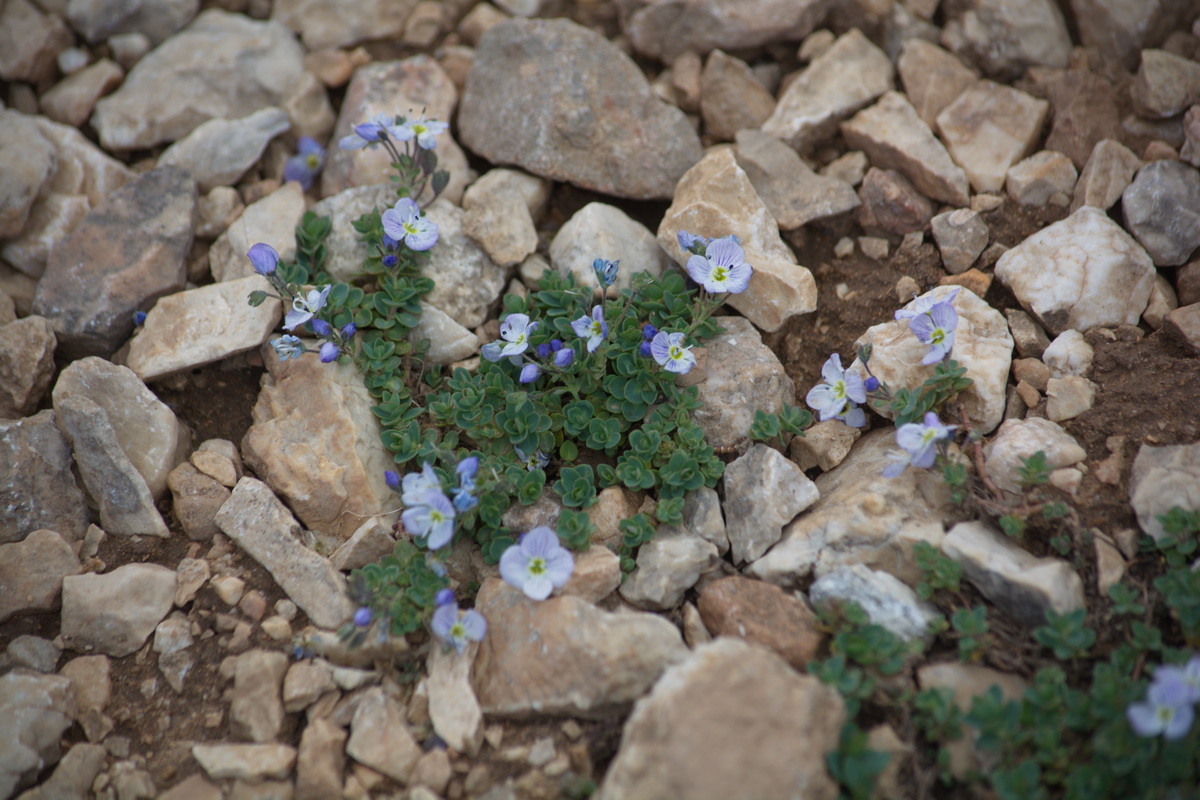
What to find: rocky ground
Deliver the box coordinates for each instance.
[3,0,1200,798]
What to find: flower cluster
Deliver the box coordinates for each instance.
[881,412,956,477]
[249,243,355,363]
[339,112,448,151]
[430,590,487,654]
[1128,654,1200,740]
[806,353,867,427]
[389,462,457,550]
[897,288,959,365]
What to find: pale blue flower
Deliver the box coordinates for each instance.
[909,300,958,365]
[515,446,549,471]
[393,115,449,150]
[284,137,326,190]
[401,488,456,550]
[1154,655,1200,704]
[247,243,278,275]
[499,313,537,357]
[1128,676,1196,740]
[895,288,958,320]
[284,286,331,331]
[481,342,503,362]
[450,457,479,512]
[650,330,695,374]
[882,412,956,477]
[593,258,619,286]
[686,235,752,294]
[401,462,440,506]
[338,112,395,149]
[381,197,438,251]
[805,354,866,425]
[431,602,487,653]
[677,230,704,253]
[571,305,608,353]
[271,335,305,360]
[499,527,574,601]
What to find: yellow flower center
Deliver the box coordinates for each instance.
[528,557,546,576]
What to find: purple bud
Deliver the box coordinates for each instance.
[310,318,332,337]
[385,470,400,489]
[639,340,653,357]
[247,242,279,275]
[549,339,563,352]
[133,310,147,326]
[554,347,575,368]
[382,254,398,267]
[320,341,339,362]
[382,233,399,250]
[354,121,383,141]
[642,323,658,340]
[354,607,373,627]
[519,362,541,383]
[435,588,456,607]
[864,376,880,392]
[341,322,357,339]
[535,343,551,359]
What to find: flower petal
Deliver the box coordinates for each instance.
[460,609,487,641]
[431,604,457,639]
[522,527,560,558]
[820,354,845,386]
[499,546,529,590]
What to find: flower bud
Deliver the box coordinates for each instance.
[353,607,373,627]
[864,376,880,392]
[310,318,332,337]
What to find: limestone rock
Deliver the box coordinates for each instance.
[810,564,942,642]
[1071,0,1193,72]
[1070,138,1142,212]
[746,429,956,588]
[1122,159,1200,266]
[723,445,820,564]
[167,462,230,542]
[733,129,860,231]
[461,168,548,268]
[52,357,189,501]
[762,28,894,152]
[0,670,77,800]
[213,478,354,629]
[551,202,669,292]
[561,546,622,603]
[931,208,989,274]
[788,419,862,472]
[940,0,1071,80]
[158,108,291,193]
[897,39,979,129]
[459,18,702,199]
[856,167,935,237]
[943,520,1085,627]
[1006,150,1077,207]
[995,205,1156,335]
[211,182,306,282]
[1129,443,1200,543]
[852,286,1012,433]
[0,316,56,418]
[65,0,197,44]
[0,110,57,239]
[1133,49,1200,119]
[0,530,80,624]
[1042,329,1094,378]
[60,564,176,657]
[696,577,824,669]
[1046,375,1096,422]
[427,641,484,757]
[272,0,417,50]
[40,59,125,128]
[983,417,1086,496]
[1164,302,1200,353]
[937,80,1049,194]
[191,744,296,782]
[620,526,719,610]
[33,166,195,359]
[329,518,396,572]
[295,717,346,800]
[472,579,688,717]
[689,317,797,450]
[917,662,1026,777]
[699,50,777,142]
[0,411,90,545]
[91,10,309,151]
[230,649,289,743]
[0,0,73,83]
[346,687,421,784]
[421,199,506,330]
[622,0,828,64]
[598,638,843,800]
[841,90,971,207]
[658,148,817,332]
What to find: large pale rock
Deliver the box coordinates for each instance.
[723,444,820,564]
[0,111,57,239]
[459,18,702,200]
[1129,443,1200,543]
[619,526,719,610]
[1133,49,1200,119]
[420,199,506,329]
[55,394,170,538]
[695,576,825,669]
[700,50,777,142]
[1122,159,1200,266]
[943,520,1084,626]
[658,148,817,332]
[230,649,289,743]
[65,0,197,44]
[841,91,971,207]
[272,0,418,50]
[321,57,470,206]
[39,59,125,128]
[53,358,189,504]
[897,39,979,129]
[0,670,77,800]
[809,564,942,642]
[936,81,1049,194]
[940,0,1072,80]
[167,462,230,542]
[994,205,1156,335]
[1071,139,1142,213]
[345,687,421,784]
[91,10,310,151]
[295,717,346,800]
[550,203,669,292]
[1005,150,1077,208]
[747,429,956,588]
[410,304,478,365]
[598,638,843,800]
[427,641,484,757]
[191,744,296,782]
[622,0,827,63]
[0,411,90,545]
[125,276,283,382]
[472,579,688,717]
[0,530,80,624]
[214,479,353,628]
[1041,329,1093,379]
[309,183,395,284]
[241,347,398,541]
[689,317,796,450]
[762,28,894,152]
[461,168,548,268]
[0,0,73,83]
[211,183,306,282]
[158,108,291,193]
[733,129,860,230]
[852,286,1012,433]
[33,166,195,359]
[983,417,1086,496]
[60,564,177,657]
[0,316,56,418]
